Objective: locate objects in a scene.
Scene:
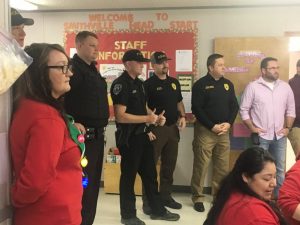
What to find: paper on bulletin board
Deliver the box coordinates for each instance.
[178,74,193,113]
[99,64,124,89]
[176,50,193,72]
[99,63,147,91]
[69,48,77,58]
[182,92,192,113]
[178,74,193,92]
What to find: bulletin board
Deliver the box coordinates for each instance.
[215,37,289,95]
[214,37,290,163]
[64,29,198,120]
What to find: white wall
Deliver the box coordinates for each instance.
[20,6,300,186]
[22,6,300,76]
[0,0,12,224]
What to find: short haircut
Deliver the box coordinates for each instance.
[297,59,300,67]
[207,53,223,71]
[75,31,98,44]
[260,57,278,69]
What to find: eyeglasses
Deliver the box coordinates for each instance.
[47,64,72,74]
[266,66,280,70]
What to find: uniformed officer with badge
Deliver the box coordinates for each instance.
[64,31,109,225]
[191,53,239,212]
[110,49,180,225]
[142,52,186,212]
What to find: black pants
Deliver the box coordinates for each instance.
[119,133,166,219]
[81,128,105,225]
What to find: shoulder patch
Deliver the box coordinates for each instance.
[113,84,122,95]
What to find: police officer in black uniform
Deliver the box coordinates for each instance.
[64,31,109,225]
[191,53,239,212]
[142,52,186,212]
[110,49,180,225]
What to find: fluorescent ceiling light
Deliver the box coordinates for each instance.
[289,37,300,52]
[10,0,38,10]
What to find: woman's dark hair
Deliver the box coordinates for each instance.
[204,147,287,225]
[13,43,69,115]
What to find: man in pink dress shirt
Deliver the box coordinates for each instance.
[240,57,295,198]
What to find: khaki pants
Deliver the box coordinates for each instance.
[191,121,230,203]
[288,127,300,157]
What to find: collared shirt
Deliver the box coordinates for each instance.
[192,73,239,129]
[289,74,300,127]
[110,71,148,135]
[240,76,295,140]
[65,54,109,127]
[144,74,183,126]
[110,70,147,118]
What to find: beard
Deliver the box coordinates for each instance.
[162,67,169,75]
[266,72,279,81]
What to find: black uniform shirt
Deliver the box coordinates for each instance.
[144,74,183,126]
[110,71,147,121]
[191,73,239,130]
[64,54,109,128]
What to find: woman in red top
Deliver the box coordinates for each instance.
[203,147,287,225]
[278,154,300,225]
[10,43,83,225]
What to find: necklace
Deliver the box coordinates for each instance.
[66,114,89,188]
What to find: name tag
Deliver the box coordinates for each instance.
[205,85,214,89]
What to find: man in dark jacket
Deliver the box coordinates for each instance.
[65,31,109,225]
[191,53,239,212]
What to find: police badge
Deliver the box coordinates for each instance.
[224,83,229,91]
[171,83,176,90]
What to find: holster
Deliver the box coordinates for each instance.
[134,124,147,135]
[115,125,134,148]
[85,127,96,140]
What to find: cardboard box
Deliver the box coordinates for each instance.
[104,162,160,195]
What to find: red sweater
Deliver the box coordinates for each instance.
[10,99,83,225]
[278,160,300,225]
[216,192,280,225]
